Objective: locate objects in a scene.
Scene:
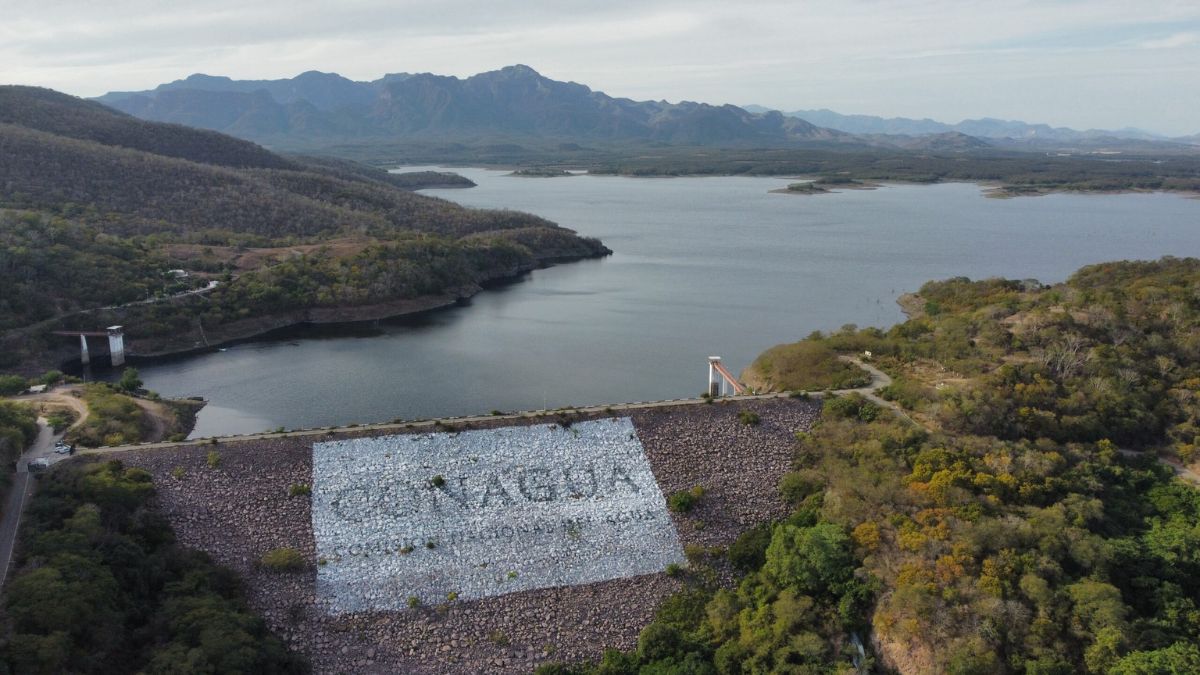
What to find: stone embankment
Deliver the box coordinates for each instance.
[118,397,819,674]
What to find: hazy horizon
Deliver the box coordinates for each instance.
[3,0,1199,136]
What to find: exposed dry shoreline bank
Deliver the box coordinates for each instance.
[128,253,604,362]
[2,251,607,375]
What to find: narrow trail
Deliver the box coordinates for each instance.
[837,356,924,429]
[131,397,170,442]
[1118,448,1200,486]
[1165,458,1200,486]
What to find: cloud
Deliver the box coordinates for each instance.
[1137,31,1200,49]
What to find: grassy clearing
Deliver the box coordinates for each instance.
[744,341,871,392]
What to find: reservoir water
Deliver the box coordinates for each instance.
[131,168,1200,437]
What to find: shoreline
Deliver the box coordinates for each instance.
[398,164,1200,199]
[581,169,1200,199]
[0,250,607,376]
[121,252,608,365]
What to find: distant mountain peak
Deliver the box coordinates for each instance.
[499,64,541,76]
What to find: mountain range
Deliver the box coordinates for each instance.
[97,65,849,147]
[742,105,1197,146]
[90,65,1200,153]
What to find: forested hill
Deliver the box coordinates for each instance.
[0,85,571,239]
[0,85,608,372]
[555,257,1200,674]
[0,86,295,169]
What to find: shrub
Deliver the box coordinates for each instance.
[430,475,445,488]
[823,393,880,422]
[288,483,311,497]
[170,466,185,480]
[879,376,936,410]
[259,547,304,571]
[407,596,420,608]
[738,410,761,426]
[664,563,683,577]
[0,375,28,396]
[667,486,706,513]
[206,450,221,468]
[117,367,142,393]
[45,411,75,432]
[729,522,773,572]
[779,470,824,505]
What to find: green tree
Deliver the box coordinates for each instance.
[117,367,142,393]
[1110,642,1200,674]
[0,374,27,396]
[762,522,855,597]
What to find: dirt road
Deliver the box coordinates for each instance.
[13,386,90,430]
[0,418,70,589]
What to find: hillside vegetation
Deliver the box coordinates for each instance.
[0,402,37,474]
[0,86,607,371]
[0,459,308,673]
[550,257,1200,674]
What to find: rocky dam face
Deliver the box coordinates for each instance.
[119,398,820,673]
[311,418,686,611]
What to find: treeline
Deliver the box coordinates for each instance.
[548,257,1200,673]
[290,156,476,190]
[315,138,1200,195]
[588,148,1200,193]
[0,402,37,476]
[87,230,599,332]
[197,237,528,317]
[0,459,307,673]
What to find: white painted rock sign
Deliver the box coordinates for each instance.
[312,417,685,613]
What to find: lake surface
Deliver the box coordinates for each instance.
[130,168,1200,437]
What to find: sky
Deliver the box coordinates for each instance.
[2,0,1199,136]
